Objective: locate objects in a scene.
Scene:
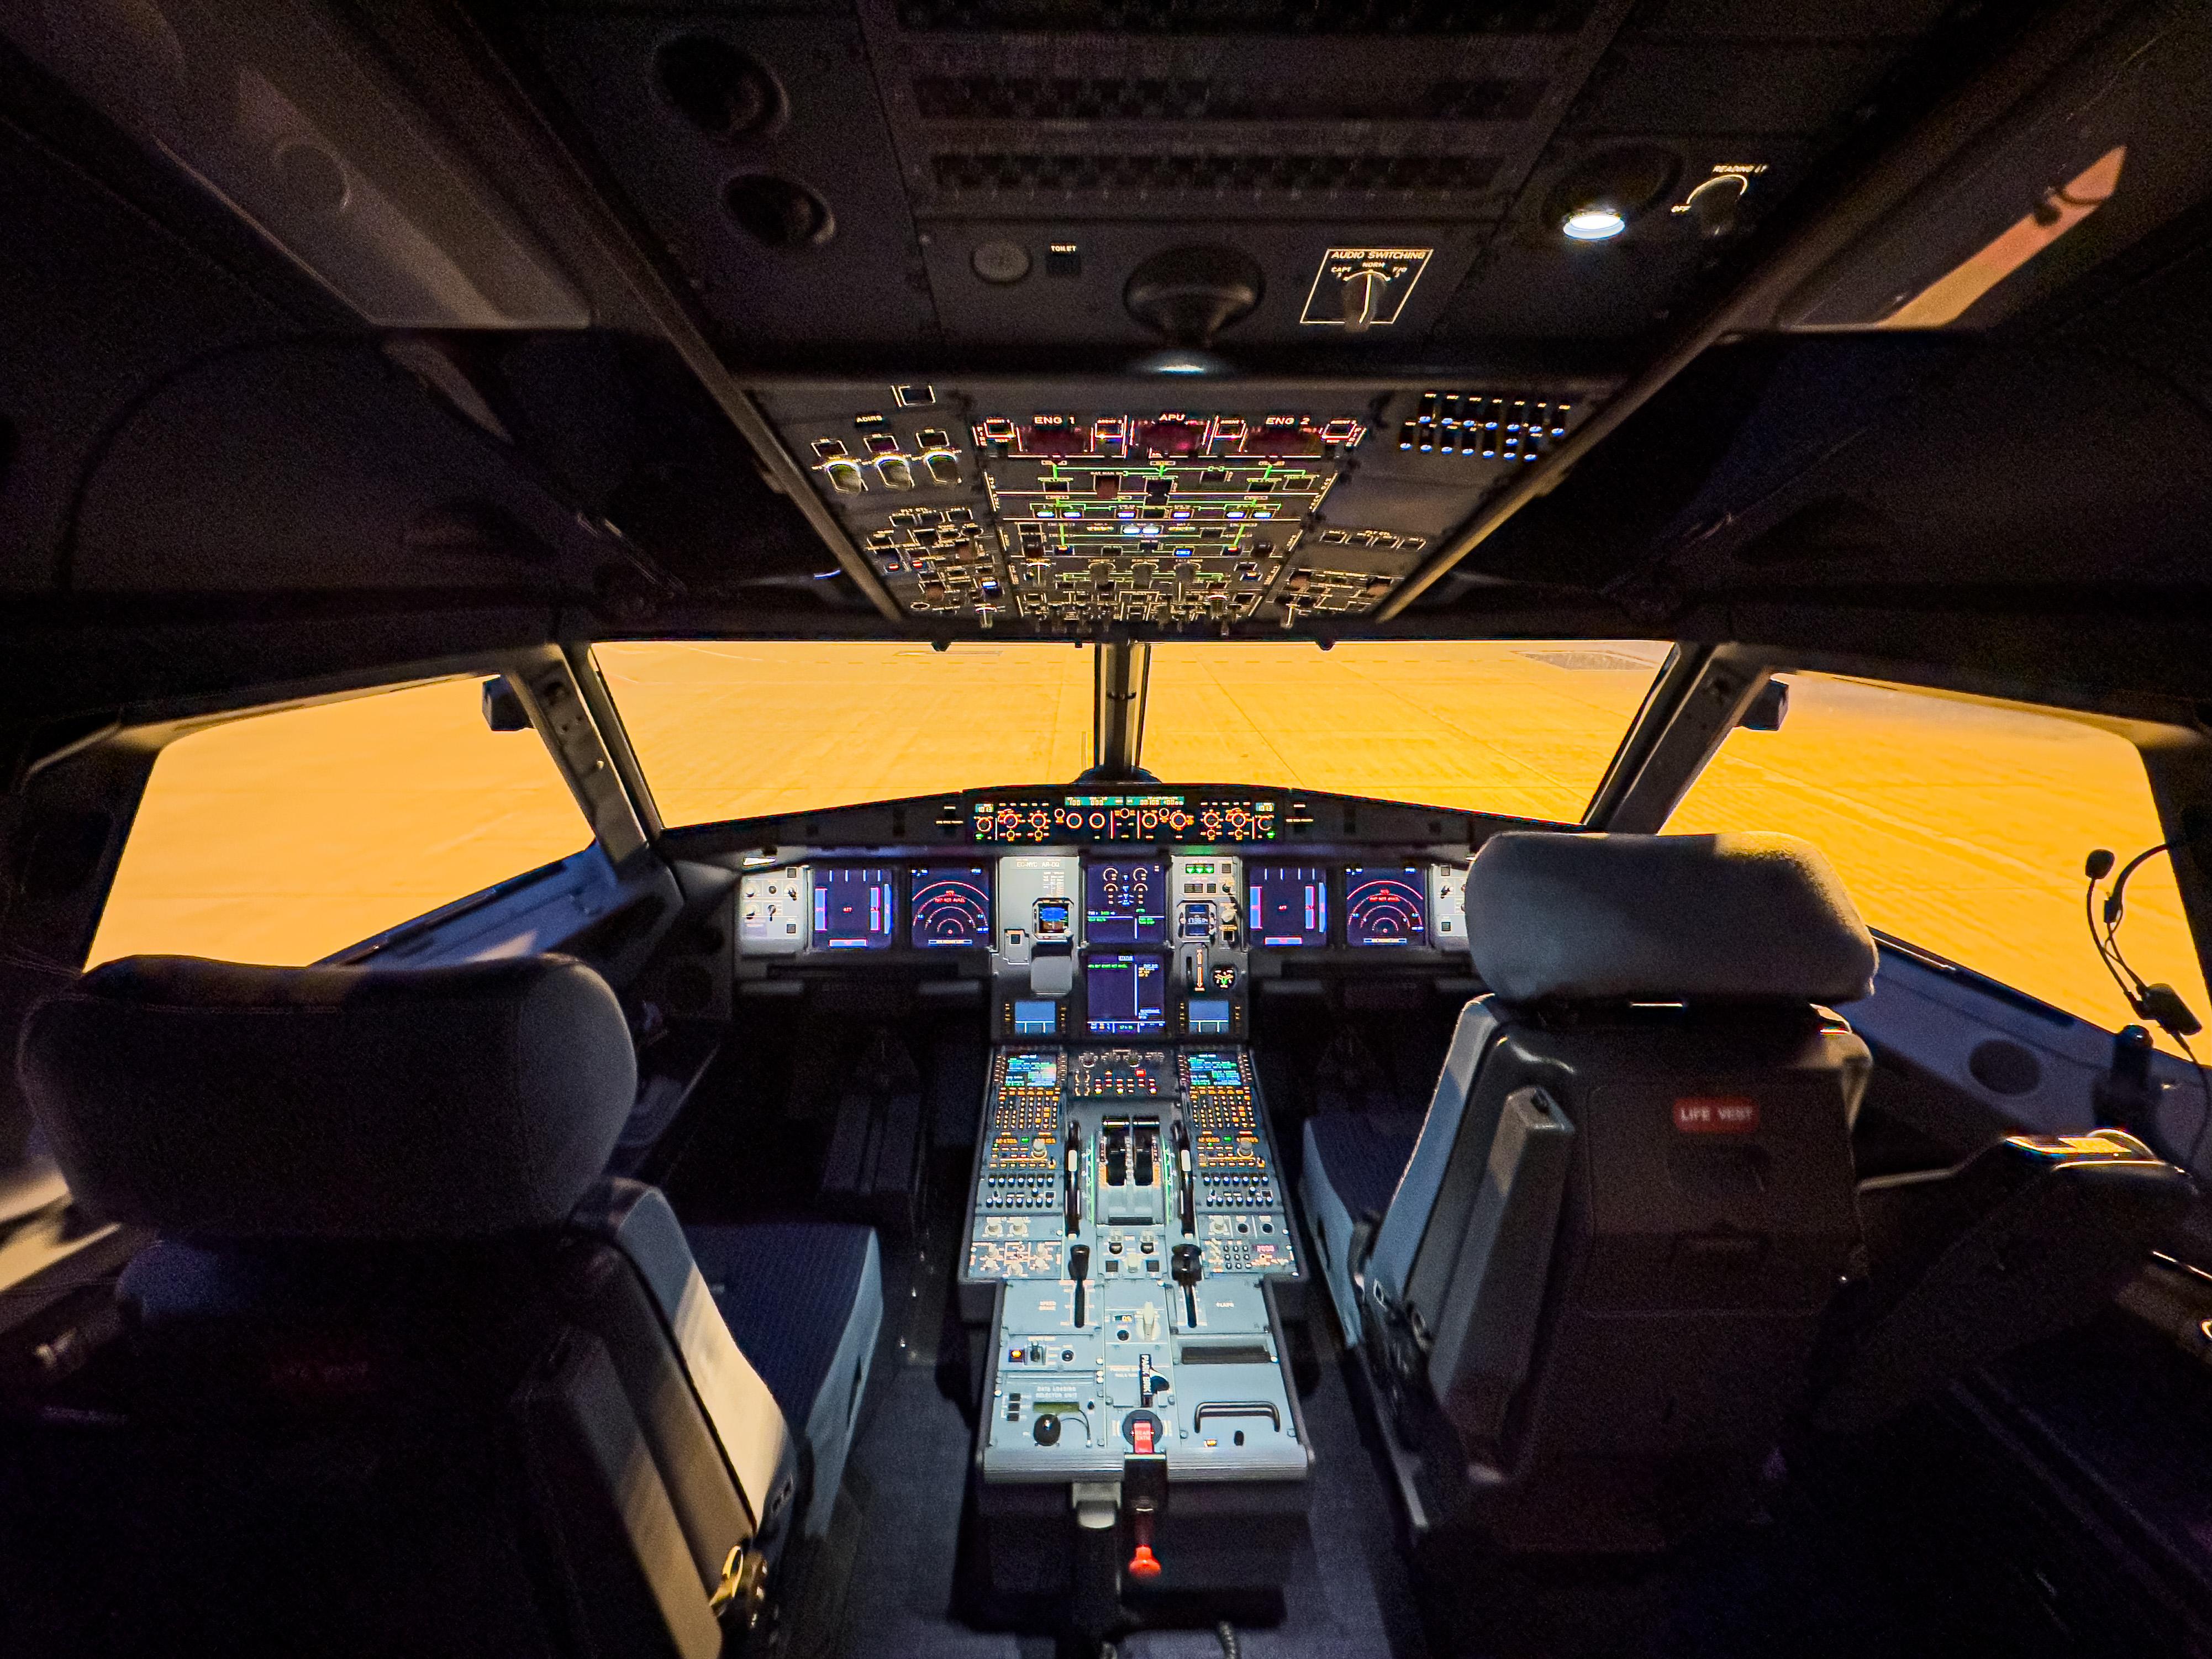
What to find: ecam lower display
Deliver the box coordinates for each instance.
[1086,952,1167,1036]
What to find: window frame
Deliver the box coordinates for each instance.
[29,646,641,977]
[1614,657,2212,1041]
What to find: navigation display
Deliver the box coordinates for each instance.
[1345,866,1429,947]
[1085,859,1167,945]
[1084,952,1168,1036]
[974,793,1278,843]
[909,863,994,948]
[1248,865,1330,948]
[813,866,896,950]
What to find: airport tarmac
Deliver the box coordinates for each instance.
[89,641,2208,1057]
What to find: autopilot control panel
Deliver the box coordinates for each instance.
[962,1044,1307,1484]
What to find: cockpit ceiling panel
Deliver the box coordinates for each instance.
[511,0,1965,357]
[754,376,1611,631]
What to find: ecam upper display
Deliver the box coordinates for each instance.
[1085,859,1167,945]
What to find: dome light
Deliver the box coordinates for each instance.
[1131,349,1228,375]
[1562,206,1628,241]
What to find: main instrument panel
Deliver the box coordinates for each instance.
[755,380,1593,635]
[739,846,1468,961]
[965,1044,1305,1482]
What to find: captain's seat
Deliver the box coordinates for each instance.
[1303,831,1877,1550]
[11,954,880,1656]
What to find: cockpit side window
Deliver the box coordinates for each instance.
[87,680,590,967]
[1667,673,2209,1052]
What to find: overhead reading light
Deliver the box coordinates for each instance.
[1546,145,1678,246]
[1561,207,1628,241]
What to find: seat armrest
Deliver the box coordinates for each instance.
[573,1179,800,1548]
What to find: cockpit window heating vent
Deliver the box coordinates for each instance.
[912,76,1546,123]
[896,1,1599,34]
[1398,391,1571,461]
[930,150,1502,196]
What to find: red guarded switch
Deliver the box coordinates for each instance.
[1130,1417,1156,1454]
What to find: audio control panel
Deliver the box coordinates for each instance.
[963,1043,1307,1484]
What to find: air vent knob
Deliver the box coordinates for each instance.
[1124,245,1263,346]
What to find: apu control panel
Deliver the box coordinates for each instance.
[961,1044,1307,1484]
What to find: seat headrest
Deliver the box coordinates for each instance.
[1465,831,1876,1007]
[17,955,636,1240]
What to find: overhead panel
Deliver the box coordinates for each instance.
[754,376,1606,632]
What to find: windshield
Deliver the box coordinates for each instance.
[1141,641,1668,820]
[594,642,1095,824]
[596,638,1667,826]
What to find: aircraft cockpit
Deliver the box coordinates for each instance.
[4,3,2212,1656]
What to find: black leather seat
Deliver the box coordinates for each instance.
[7,953,879,1656]
[1814,1126,2192,1430]
[687,1221,881,1538]
[1311,831,1879,1551]
[1300,1109,1422,1338]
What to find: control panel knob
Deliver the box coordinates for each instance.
[1033,1413,1061,1446]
